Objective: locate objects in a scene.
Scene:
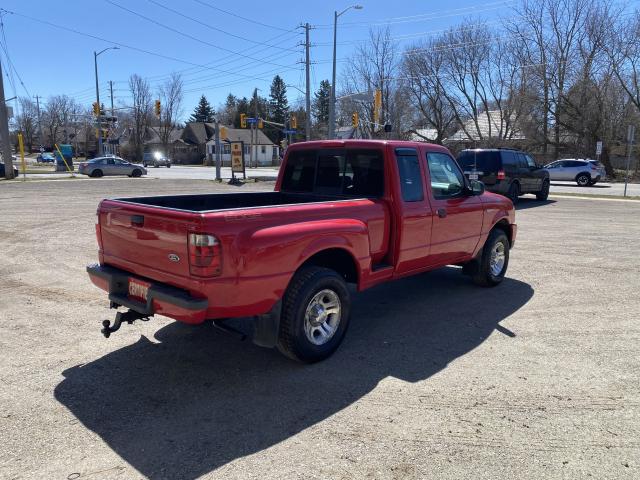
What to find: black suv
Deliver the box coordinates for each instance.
[456,149,550,203]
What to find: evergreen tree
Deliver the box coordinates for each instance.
[189,95,215,123]
[268,75,289,125]
[314,80,331,125]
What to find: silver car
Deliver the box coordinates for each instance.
[78,157,147,178]
[544,159,605,186]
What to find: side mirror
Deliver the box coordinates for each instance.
[469,179,485,196]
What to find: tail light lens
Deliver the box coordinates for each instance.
[188,233,221,277]
[590,164,597,170]
[497,169,506,180]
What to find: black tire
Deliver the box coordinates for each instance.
[576,173,590,187]
[536,179,550,200]
[166,164,171,168]
[589,180,597,186]
[472,229,510,287]
[132,169,142,177]
[507,182,519,204]
[277,266,351,363]
[91,169,103,178]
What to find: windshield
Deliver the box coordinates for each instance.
[457,151,501,171]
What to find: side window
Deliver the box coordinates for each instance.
[516,153,528,168]
[107,158,115,165]
[525,154,536,168]
[427,152,465,199]
[501,151,517,170]
[395,148,424,202]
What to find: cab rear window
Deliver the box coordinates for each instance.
[282,149,384,197]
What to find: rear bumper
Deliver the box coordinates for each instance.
[87,264,208,324]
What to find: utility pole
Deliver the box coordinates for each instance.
[94,51,102,156]
[252,87,258,168]
[109,80,114,117]
[34,95,43,148]
[305,23,311,141]
[214,119,221,181]
[0,57,14,179]
[624,125,635,197]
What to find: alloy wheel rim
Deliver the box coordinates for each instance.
[304,289,341,345]
[490,241,506,276]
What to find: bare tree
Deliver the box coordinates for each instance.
[15,97,38,152]
[607,10,640,112]
[152,73,184,154]
[341,27,399,138]
[129,74,152,161]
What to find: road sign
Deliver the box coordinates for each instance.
[596,141,602,156]
[230,141,245,174]
[283,129,297,134]
[245,117,258,124]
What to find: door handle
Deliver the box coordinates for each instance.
[130,215,144,226]
[437,208,447,218]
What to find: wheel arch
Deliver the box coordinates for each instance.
[297,247,360,285]
[575,171,591,181]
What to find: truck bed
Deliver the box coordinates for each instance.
[113,192,350,212]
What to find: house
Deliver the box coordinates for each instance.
[409,128,439,142]
[445,110,525,147]
[205,125,278,167]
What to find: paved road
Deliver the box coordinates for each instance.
[10,163,640,196]
[1,180,638,479]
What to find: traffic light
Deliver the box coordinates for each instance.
[240,113,247,128]
[384,124,392,133]
[92,102,100,116]
[351,112,359,128]
[154,100,161,117]
[290,115,297,129]
[374,89,382,125]
[257,118,264,129]
[219,126,227,139]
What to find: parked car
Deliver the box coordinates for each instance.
[143,152,171,168]
[457,148,550,203]
[87,140,517,363]
[37,152,55,163]
[543,159,605,186]
[0,162,19,178]
[78,157,147,178]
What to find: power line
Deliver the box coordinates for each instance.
[146,0,298,52]
[192,0,291,32]
[105,0,295,69]
[0,7,292,84]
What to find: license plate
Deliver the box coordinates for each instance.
[468,173,479,180]
[128,278,149,301]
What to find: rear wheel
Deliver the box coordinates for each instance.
[576,173,590,186]
[472,229,510,287]
[536,179,550,200]
[277,266,351,363]
[91,169,103,178]
[132,169,142,177]
[507,182,519,204]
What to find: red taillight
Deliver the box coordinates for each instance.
[188,233,221,277]
[590,164,597,170]
[497,169,506,180]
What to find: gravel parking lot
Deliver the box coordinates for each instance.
[1,179,639,479]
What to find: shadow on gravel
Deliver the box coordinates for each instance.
[515,198,556,210]
[55,268,533,479]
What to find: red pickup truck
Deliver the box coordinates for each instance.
[88,140,516,362]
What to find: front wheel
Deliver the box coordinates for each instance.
[277,266,351,363]
[472,229,510,287]
[91,169,103,178]
[132,169,142,177]
[536,179,550,200]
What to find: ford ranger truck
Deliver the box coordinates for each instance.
[87,140,517,363]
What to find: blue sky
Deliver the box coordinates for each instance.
[0,0,515,119]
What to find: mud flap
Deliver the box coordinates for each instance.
[252,300,282,348]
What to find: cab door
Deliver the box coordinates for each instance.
[425,151,483,266]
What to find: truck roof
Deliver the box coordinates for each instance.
[287,139,451,154]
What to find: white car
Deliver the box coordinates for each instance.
[544,159,605,186]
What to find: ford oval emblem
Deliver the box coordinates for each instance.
[168,253,180,262]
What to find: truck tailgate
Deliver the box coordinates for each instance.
[98,200,199,278]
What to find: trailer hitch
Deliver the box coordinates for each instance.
[101,309,151,338]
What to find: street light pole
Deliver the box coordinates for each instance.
[93,47,118,156]
[328,5,362,140]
